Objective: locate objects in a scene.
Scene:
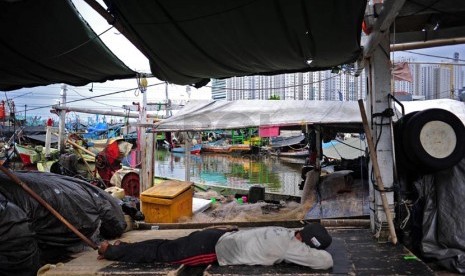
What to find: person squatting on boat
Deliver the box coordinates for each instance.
[97,223,333,269]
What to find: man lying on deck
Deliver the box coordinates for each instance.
[97,223,333,269]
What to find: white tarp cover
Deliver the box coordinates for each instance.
[153,100,363,131]
[152,98,465,132]
[394,99,465,125]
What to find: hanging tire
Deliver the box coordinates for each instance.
[394,111,420,172]
[402,108,465,172]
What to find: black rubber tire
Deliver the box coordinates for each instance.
[393,111,420,172]
[402,108,465,172]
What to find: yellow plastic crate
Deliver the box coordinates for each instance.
[140,180,193,223]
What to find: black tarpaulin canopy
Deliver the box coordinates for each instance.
[103,0,366,87]
[0,0,136,92]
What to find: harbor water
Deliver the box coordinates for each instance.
[153,149,305,197]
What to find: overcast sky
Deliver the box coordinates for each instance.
[3,1,465,122]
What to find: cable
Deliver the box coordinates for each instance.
[49,26,114,60]
[329,140,342,159]
[69,87,122,108]
[401,0,442,17]
[207,72,343,91]
[24,82,164,112]
[334,138,366,152]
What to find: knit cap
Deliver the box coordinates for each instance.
[300,223,332,249]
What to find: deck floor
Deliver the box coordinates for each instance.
[40,227,435,276]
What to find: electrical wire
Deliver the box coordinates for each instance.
[69,87,122,108]
[205,72,343,91]
[48,26,114,60]
[24,82,164,112]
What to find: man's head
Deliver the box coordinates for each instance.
[299,223,332,249]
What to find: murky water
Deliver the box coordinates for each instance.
[154,149,305,197]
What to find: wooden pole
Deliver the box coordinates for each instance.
[66,139,96,157]
[358,99,398,244]
[73,146,94,177]
[0,166,99,249]
[52,132,97,157]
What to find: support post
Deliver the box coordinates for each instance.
[138,77,149,193]
[185,133,191,182]
[364,31,396,242]
[58,84,67,154]
[45,118,53,158]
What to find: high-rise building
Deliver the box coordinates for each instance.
[453,52,464,98]
[221,57,464,103]
[225,70,366,101]
[421,65,437,100]
[437,66,451,99]
[211,79,227,100]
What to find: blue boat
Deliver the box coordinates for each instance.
[171,143,202,154]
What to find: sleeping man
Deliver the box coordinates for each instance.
[97,223,333,269]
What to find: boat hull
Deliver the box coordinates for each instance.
[270,149,309,158]
[171,144,202,154]
[15,144,39,165]
[202,144,251,153]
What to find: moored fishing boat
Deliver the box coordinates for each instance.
[202,139,251,154]
[269,147,309,159]
[171,143,202,154]
[14,143,40,165]
[202,143,251,154]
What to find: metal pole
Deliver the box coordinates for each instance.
[51,105,160,120]
[165,82,169,118]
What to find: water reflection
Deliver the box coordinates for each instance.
[154,150,303,196]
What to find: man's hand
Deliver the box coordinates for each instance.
[97,241,110,260]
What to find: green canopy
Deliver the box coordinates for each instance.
[0,0,136,91]
[103,0,366,87]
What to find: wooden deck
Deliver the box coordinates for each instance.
[40,226,435,276]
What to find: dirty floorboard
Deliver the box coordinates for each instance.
[41,227,435,275]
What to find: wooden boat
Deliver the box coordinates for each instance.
[202,143,251,153]
[202,139,251,153]
[171,143,202,154]
[270,148,309,158]
[269,134,305,149]
[14,143,53,165]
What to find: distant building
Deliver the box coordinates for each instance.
[226,70,366,101]
[421,65,437,100]
[211,79,227,100]
[437,66,451,99]
[222,55,463,102]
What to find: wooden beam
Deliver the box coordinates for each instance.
[136,218,371,230]
[391,37,465,51]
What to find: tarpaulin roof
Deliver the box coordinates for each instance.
[152,98,465,132]
[152,100,363,131]
[0,0,136,91]
[394,99,465,125]
[103,0,366,87]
